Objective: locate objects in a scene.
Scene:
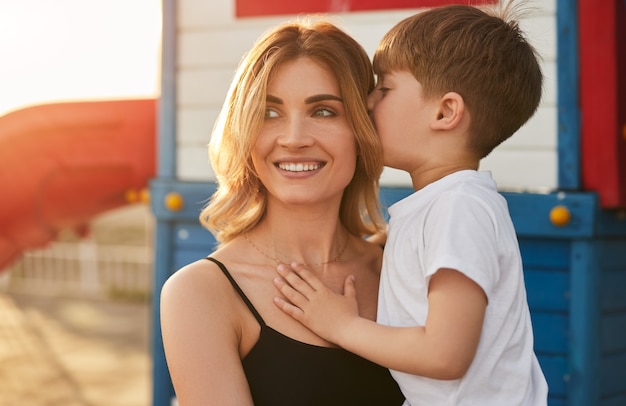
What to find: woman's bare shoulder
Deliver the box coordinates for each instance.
[160,255,253,405]
[160,256,234,307]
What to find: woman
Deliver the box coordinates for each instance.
[160,18,405,406]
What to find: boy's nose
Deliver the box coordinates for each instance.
[367,91,378,111]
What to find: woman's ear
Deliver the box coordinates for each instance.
[431,92,465,130]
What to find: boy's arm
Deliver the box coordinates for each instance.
[274,264,486,380]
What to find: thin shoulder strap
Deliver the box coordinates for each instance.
[205,257,266,326]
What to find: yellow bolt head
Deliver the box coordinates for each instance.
[165,192,184,212]
[550,205,571,227]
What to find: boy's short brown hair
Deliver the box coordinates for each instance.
[373,4,543,158]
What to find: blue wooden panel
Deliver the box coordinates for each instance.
[524,269,569,312]
[157,0,177,181]
[502,192,596,238]
[600,353,626,398]
[152,1,178,403]
[601,393,626,406]
[382,189,601,239]
[596,210,626,236]
[519,238,570,314]
[173,223,216,250]
[598,240,626,269]
[151,219,177,406]
[519,238,571,269]
[569,241,601,406]
[601,270,626,311]
[556,0,580,189]
[172,248,211,271]
[151,179,216,221]
[379,187,414,220]
[601,314,626,354]
[379,186,414,204]
[548,397,567,406]
[539,354,569,396]
[532,312,569,354]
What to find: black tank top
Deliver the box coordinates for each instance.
[207,257,405,406]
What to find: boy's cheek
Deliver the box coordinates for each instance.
[367,93,379,110]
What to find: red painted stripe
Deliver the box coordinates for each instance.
[236,0,496,18]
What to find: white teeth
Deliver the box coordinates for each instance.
[278,163,321,172]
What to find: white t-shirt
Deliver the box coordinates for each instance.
[378,170,548,405]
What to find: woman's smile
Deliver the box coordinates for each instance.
[276,161,326,172]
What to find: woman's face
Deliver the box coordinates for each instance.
[252,57,357,207]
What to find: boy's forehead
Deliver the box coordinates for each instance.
[375,70,409,80]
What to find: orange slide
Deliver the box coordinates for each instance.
[0,99,156,271]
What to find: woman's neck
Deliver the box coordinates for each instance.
[247,208,348,267]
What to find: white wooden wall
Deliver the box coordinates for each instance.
[175,0,557,191]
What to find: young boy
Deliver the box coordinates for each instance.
[273,3,549,405]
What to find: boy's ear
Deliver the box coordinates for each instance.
[431,92,465,130]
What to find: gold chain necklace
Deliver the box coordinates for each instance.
[244,233,349,266]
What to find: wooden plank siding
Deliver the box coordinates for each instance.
[598,240,626,404]
[174,0,559,190]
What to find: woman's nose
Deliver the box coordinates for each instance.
[278,118,314,148]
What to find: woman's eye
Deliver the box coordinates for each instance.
[264,109,279,119]
[378,87,390,95]
[313,108,334,118]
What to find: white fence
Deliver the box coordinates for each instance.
[0,241,153,301]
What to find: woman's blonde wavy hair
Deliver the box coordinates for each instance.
[200,18,385,245]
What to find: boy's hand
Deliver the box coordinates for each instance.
[273,262,359,345]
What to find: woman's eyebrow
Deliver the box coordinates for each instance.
[266,95,283,104]
[265,94,343,104]
[305,94,343,104]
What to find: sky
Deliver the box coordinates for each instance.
[0,0,161,116]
